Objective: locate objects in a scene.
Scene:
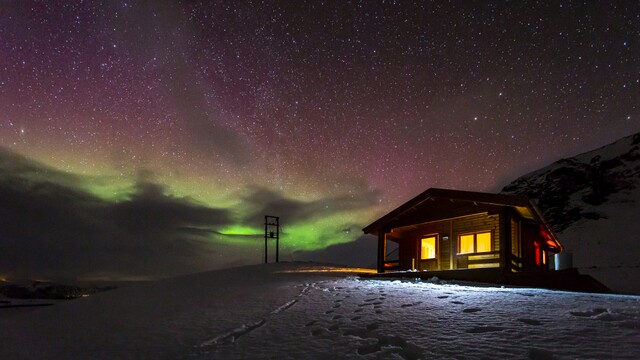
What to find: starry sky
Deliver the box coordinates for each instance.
[1,1,638,280]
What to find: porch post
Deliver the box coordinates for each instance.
[449,219,454,270]
[500,208,511,273]
[377,230,386,273]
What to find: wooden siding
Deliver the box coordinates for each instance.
[452,213,500,252]
[390,212,503,271]
[510,218,522,272]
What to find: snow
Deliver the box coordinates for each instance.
[1,263,639,359]
[558,186,640,294]
[501,132,640,294]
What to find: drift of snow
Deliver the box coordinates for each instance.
[1,263,639,359]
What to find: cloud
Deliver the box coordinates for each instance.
[0,149,385,280]
[106,1,251,166]
[294,235,378,268]
[239,186,382,225]
[165,64,251,165]
[0,148,239,281]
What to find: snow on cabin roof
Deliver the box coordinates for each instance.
[362,188,562,251]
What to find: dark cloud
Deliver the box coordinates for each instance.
[0,148,238,281]
[166,63,251,165]
[294,235,378,268]
[135,1,250,166]
[239,186,382,225]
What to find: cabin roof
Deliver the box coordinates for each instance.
[363,188,562,251]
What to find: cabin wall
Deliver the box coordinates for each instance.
[521,222,548,271]
[453,213,501,269]
[510,217,523,272]
[391,212,504,272]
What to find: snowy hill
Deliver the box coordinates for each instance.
[0,263,638,359]
[502,132,640,294]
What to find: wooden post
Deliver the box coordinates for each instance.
[377,230,386,273]
[449,219,454,270]
[264,216,268,264]
[275,218,279,263]
[500,208,510,273]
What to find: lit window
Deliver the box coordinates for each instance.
[458,231,492,254]
[421,236,437,259]
[459,234,474,254]
[477,232,492,252]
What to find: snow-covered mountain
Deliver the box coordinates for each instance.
[502,132,640,294]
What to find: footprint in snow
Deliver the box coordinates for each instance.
[570,308,608,317]
[517,293,535,297]
[450,301,465,305]
[517,318,542,326]
[438,295,449,299]
[325,310,334,314]
[401,301,423,308]
[466,326,506,333]
[463,308,482,313]
[356,335,424,360]
[354,308,363,313]
[351,315,362,321]
[366,323,380,331]
[357,343,379,356]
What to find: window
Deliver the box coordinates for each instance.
[420,236,437,259]
[458,231,492,254]
[460,234,474,254]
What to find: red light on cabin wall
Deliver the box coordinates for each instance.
[538,225,560,251]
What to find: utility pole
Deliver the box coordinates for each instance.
[264,215,280,263]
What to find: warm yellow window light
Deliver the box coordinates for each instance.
[476,232,492,252]
[459,231,492,254]
[459,234,475,254]
[421,236,437,259]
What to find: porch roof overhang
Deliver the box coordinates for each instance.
[363,188,562,252]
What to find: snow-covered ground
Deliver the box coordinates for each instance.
[1,263,639,359]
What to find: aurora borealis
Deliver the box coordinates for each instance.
[1,1,638,280]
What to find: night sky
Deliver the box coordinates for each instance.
[1,1,638,280]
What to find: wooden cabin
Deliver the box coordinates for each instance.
[363,188,563,274]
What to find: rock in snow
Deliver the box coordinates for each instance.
[1,263,639,359]
[502,132,640,294]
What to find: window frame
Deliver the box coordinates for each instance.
[419,234,438,260]
[457,230,493,255]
